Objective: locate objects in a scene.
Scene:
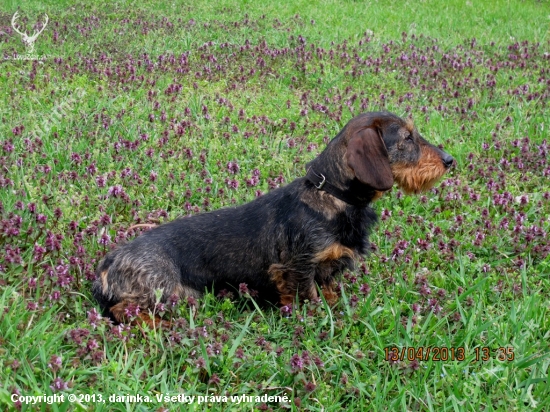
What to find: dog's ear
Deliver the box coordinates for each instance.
[346,127,394,191]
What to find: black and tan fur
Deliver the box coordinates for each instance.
[93,112,453,326]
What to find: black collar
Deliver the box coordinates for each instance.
[305,168,372,207]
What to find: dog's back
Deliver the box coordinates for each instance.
[93,179,318,319]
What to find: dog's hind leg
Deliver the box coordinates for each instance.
[109,300,172,328]
[268,263,319,307]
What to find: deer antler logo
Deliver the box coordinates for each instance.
[11,11,49,55]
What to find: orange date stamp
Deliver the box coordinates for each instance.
[384,346,515,362]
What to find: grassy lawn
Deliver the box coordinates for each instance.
[1,0,549,410]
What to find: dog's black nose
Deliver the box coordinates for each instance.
[442,154,454,168]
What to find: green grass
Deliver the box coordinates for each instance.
[1,0,550,411]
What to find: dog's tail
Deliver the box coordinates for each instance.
[92,254,120,320]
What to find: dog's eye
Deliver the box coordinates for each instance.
[405,134,413,141]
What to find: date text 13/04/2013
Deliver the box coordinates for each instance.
[384,346,515,362]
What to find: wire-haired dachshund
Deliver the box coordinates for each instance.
[93,111,453,325]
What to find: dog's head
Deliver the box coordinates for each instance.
[313,112,453,196]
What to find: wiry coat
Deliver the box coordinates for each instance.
[93,111,453,325]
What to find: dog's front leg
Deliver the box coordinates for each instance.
[316,276,339,306]
[312,243,356,306]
